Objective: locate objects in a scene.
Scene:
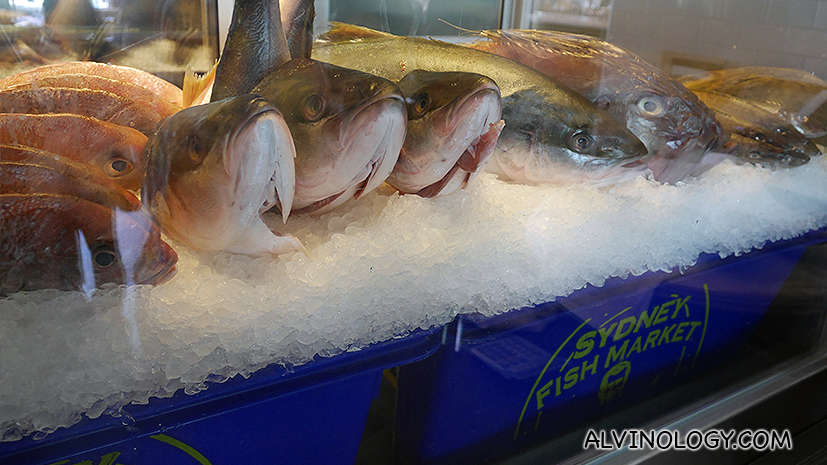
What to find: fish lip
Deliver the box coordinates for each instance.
[334,85,405,146]
[433,84,502,138]
[414,119,505,197]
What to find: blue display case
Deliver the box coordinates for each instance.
[395,228,827,465]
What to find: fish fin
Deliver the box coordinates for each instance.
[223,217,306,256]
[320,22,395,42]
[183,61,217,107]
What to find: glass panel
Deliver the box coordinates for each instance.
[326,0,501,38]
[0,0,220,82]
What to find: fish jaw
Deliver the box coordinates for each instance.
[293,94,407,213]
[389,85,503,195]
[416,119,506,197]
[143,95,300,255]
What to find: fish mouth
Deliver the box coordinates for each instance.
[137,245,178,286]
[229,100,296,223]
[391,86,503,195]
[414,119,505,197]
[584,156,649,185]
[295,91,405,213]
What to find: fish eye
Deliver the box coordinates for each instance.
[636,94,665,116]
[407,92,431,117]
[568,129,595,153]
[753,133,765,142]
[106,157,133,177]
[747,151,762,160]
[187,135,205,164]
[92,246,117,268]
[775,126,788,135]
[303,94,325,122]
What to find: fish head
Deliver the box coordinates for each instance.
[616,83,726,183]
[491,88,648,185]
[258,58,407,213]
[389,70,503,195]
[143,94,297,252]
[723,135,811,169]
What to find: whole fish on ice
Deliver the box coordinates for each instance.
[388,70,503,196]
[1,194,177,296]
[143,94,301,256]
[468,29,725,183]
[313,23,647,186]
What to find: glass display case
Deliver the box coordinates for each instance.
[1,1,826,464]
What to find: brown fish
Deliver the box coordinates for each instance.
[722,133,811,168]
[0,161,141,211]
[693,90,820,158]
[0,87,162,134]
[0,194,177,296]
[5,73,183,117]
[0,61,183,107]
[468,29,725,183]
[679,69,827,138]
[0,113,147,190]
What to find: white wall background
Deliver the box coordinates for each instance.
[608,0,827,78]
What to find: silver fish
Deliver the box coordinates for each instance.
[143,94,301,256]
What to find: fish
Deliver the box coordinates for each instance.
[280,0,316,60]
[0,87,162,134]
[312,23,648,186]
[388,70,503,196]
[467,29,725,183]
[0,61,183,107]
[253,58,407,213]
[211,0,291,102]
[0,113,147,190]
[4,73,183,117]
[142,94,303,256]
[693,90,821,159]
[0,161,141,211]
[0,193,178,296]
[722,133,811,168]
[679,66,827,91]
[679,69,827,138]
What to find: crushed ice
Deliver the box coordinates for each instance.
[3,155,827,441]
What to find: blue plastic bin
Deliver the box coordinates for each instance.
[395,228,827,465]
[1,327,443,465]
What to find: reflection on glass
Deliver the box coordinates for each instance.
[0,0,219,81]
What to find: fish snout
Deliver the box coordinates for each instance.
[598,133,648,160]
